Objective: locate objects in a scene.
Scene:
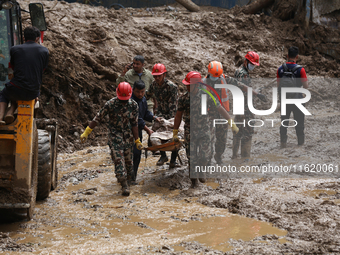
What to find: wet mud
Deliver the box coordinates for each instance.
[0,1,339,254]
[0,137,339,254]
[0,146,289,254]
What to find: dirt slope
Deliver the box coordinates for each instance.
[17,0,340,152]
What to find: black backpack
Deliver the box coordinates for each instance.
[279,63,302,99]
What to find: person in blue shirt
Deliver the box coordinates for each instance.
[131,80,160,184]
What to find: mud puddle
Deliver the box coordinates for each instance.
[0,146,287,254]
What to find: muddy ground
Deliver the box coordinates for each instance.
[0,0,340,254]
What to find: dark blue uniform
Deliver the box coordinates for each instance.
[131,93,154,181]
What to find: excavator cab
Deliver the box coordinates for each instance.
[0,2,57,220]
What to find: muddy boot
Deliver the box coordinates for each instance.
[297,135,304,146]
[232,137,241,159]
[241,138,252,159]
[169,150,179,168]
[157,152,168,166]
[214,154,222,165]
[280,135,287,149]
[199,178,206,183]
[191,178,199,188]
[118,178,130,196]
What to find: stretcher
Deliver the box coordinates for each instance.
[144,139,184,165]
[145,139,184,152]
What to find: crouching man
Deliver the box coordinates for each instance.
[80,82,143,196]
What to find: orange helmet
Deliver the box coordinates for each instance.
[116,82,132,100]
[245,51,260,66]
[151,63,167,75]
[208,61,223,77]
[182,71,202,85]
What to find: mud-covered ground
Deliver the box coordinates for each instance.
[0,0,339,254]
[0,102,339,253]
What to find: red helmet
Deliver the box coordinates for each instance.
[208,61,223,77]
[116,82,132,100]
[151,63,167,75]
[245,51,260,66]
[182,71,202,85]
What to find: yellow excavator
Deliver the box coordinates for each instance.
[0,1,58,220]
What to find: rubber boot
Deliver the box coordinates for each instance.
[118,178,130,196]
[297,135,304,146]
[157,151,169,166]
[169,150,179,168]
[191,178,199,188]
[280,135,287,149]
[241,138,252,159]
[199,178,206,183]
[232,137,241,159]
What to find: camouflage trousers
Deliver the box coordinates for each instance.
[233,113,254,158]
[184,128,212,178]
[110,144,134,181]
[234,114,254,143]
[211,121,228,161]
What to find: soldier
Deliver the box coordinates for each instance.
[202,61,231,164]
[116,55,155,113]
[173,71,239,188]
[233,51,267,159]
[80,82,143,196]
[146,63,179,168]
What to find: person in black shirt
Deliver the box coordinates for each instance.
[0,26,49,125]
[131,80,160,183]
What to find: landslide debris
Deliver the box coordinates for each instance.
[18,0,340,152]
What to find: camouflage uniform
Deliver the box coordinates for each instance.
[145,78,178,119]
[202,75,229,162]
[233,65,254,158]
[178,88,219,177]
[116,68,154,112]
[93,97,138,180]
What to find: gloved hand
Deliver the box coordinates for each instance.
[229,119,239,135]
[173,129,179,142]
[80,126,93,143]
[257,93,267,102]
[135,138,143,150]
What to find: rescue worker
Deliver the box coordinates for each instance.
[233,51,267,159]
[131,80,161,184]
[173,71,239,188]
[277,46,308,148]
[80,82,143,196]
[146,63,179,168]
[0,26,48,125]
[116,55,155,113]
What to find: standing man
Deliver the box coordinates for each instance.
[131,80,161,184]
[173,71,239,188]
[202,61,230,164]
[233,51,267,159]
[277,46,308,148]
[116,55,154,113]
[146,63,179,168]
[80,82,143,196]
[0,26,49,125]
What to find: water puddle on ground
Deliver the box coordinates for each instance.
[302,189,337,198]
[0,146,287,254]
